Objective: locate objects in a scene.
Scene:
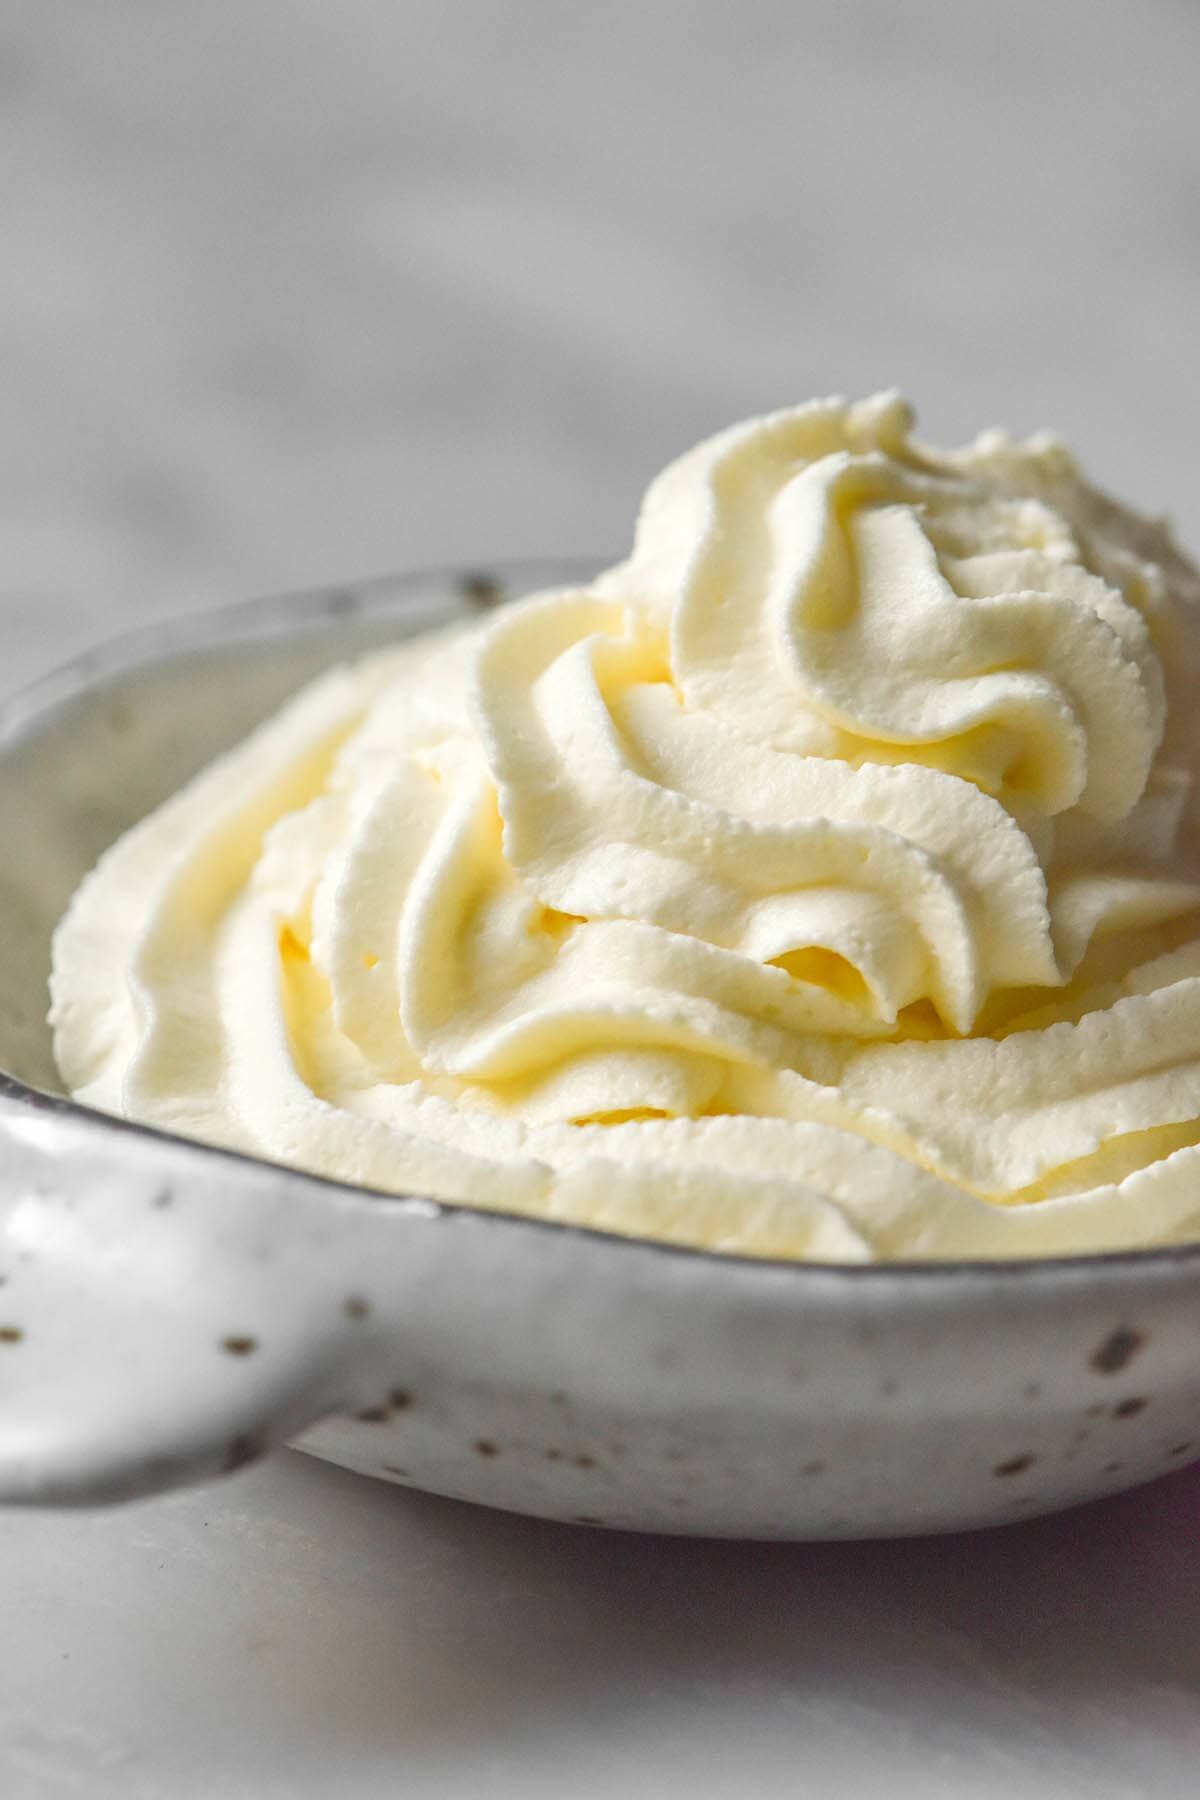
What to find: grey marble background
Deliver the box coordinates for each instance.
[5,0,1200,687]
[5,4,1200,1797]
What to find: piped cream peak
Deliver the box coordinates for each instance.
[51,396,1200,1260]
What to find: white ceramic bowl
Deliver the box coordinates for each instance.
[2,563,1198,1538]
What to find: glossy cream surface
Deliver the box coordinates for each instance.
[50,396,1200,1259]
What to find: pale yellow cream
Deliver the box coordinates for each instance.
[50,395,1200,1259]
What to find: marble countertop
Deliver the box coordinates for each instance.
[4,2,1200,1794]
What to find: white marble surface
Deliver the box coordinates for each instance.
[4,1453,1200,1800]
[4,2,1200,1794]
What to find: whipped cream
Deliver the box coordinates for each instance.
[51,395,1200,1259]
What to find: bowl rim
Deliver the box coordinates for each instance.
[7,559,1200,1285]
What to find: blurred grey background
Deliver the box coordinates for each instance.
[4,0,1200,688]
[6,9,1200,1796]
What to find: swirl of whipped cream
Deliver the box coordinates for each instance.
[51,396,1200,1260]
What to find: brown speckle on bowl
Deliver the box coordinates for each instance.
[151,1187,173,1210]
[0,1325,23,1344]
[382,1464,409,1480]
[801,1460,827,1477]
[473,1439,499,1457]
[220,1428,268,1475]
[351,1387,412,1423]
[1090,1327,1145,1374]
[993,1454,1035,1478]
[221,1335,258,1357]
[573,1453,597,1470]
[460,572,503,609]
[343,1295,371,1321]
[1023,1381,1043,1400]
[1113,1396,1148,1419]
[545,1447,562,1462]
[1103,1459,1124,1474]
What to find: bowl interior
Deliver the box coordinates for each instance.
[0,561,599,1096]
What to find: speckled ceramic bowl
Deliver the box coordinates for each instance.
[2,562,1199,1539]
